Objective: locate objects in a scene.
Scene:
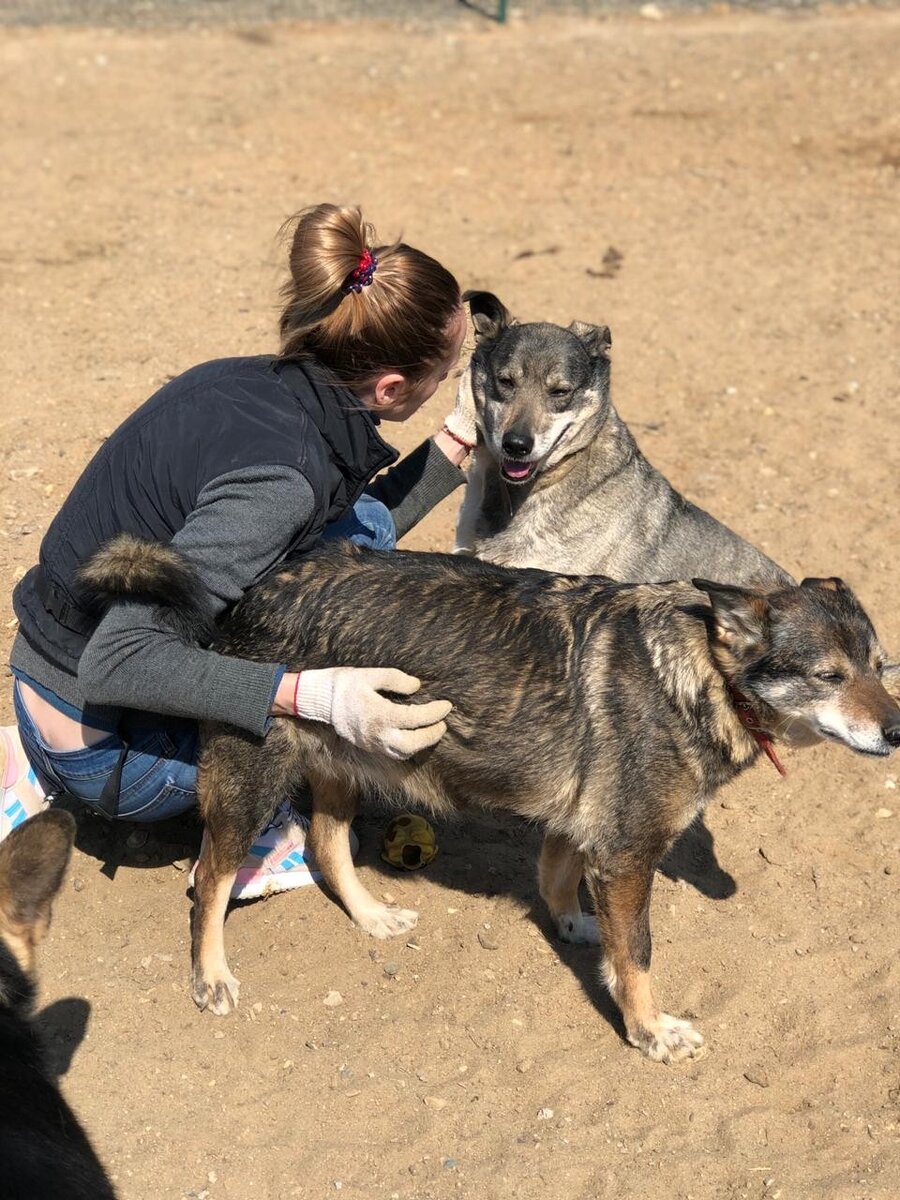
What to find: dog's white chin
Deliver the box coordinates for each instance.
[815,722,892,757]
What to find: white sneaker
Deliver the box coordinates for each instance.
[0,728,49,843]
[189,799,359,901]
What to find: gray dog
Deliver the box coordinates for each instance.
[454,291,791,589]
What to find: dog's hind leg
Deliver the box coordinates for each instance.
[585,856,704,1064]
[308,772,418,938]
[537,832,599,945]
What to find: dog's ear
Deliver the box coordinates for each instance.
[800,576,848,593]
[692,579,770,652]
[463,291,513,344]
[0,810,75,947]
[568,321,611,359]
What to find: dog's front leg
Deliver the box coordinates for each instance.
[537,832,599,944]
[190,727,296,1016]
[308,773,418,938]
[191,833,241,1016]
[585,857,704,1064]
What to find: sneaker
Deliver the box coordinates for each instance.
[0,728,49,843]
[189,799,359,901]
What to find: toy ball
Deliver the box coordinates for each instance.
[381,813,438,871]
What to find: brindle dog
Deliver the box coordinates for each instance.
[82,537,900,1063]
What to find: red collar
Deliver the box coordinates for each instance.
[727,683,787,777]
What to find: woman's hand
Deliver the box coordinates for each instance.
[436,363,479,466]
[275,668,452,760]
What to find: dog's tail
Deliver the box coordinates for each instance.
[78,534,215,645]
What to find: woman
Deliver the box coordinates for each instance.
[1,203,478,898]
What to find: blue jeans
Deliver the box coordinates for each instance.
[15,496,396,822]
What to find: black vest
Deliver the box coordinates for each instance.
[13,356,398,676]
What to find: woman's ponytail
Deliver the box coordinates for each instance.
[278,204,460,389]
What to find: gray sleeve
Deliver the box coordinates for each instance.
[77,465,317,737]
[366,437,465,541]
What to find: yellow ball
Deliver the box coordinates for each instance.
[381,813,438,871]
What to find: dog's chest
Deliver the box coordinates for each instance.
[472,484,572,568]
[459,460,633,574]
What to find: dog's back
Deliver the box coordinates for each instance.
[0,811,117,1200]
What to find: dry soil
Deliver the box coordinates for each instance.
[1,8,899,1199]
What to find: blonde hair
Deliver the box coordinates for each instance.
[278,204,461,389]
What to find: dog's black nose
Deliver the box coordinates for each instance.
[883,717,900,748]
[502,429,534,457]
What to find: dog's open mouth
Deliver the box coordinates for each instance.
[500,457,539,485]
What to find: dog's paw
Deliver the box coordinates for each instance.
[358,904,419,939]
[629,1013,705,1064]
[192,967,241,1016]
[555,911,601,945]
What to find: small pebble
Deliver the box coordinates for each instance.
[72,877,85,892]
[383,962,400,978]
[441,1158,458,1170]
[537,1107,554,1120]
[875,808,893,819]
[381,892,396,904]
[516,1058,534,1074]
[743,1069,770,1088]
[477,931,499,951]
[323,990,343,1007]
[423,1095,448,1110]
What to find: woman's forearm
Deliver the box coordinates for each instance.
[78,601,283,737]
[366,437,466,540]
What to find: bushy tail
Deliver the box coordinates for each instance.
[78,534,215,645]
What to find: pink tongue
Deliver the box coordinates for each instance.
[503,461,532,480]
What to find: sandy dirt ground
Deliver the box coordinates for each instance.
[2,7,899,1199]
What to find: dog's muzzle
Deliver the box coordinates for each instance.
[499,429,538,485]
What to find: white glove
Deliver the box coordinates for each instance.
[442,361,479,450]
[295,667,452,760]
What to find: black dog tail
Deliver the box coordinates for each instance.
[78,534,215,645]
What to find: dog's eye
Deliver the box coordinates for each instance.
[548,386,571,399]
[495,374,515,388]
[815,671,845,683]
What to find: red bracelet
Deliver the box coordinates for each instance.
[292,671,302,717]
[441,424,475,452]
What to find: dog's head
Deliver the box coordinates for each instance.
[694,576,900,758]
[464,291,612,486]
[0,809,75,1016]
